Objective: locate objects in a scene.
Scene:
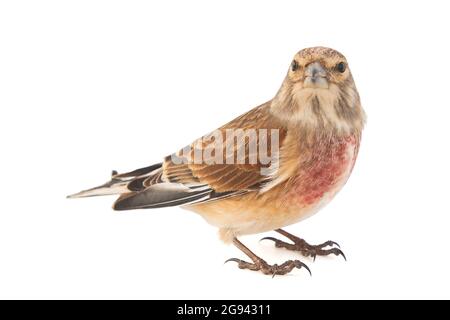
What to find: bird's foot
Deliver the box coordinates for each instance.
[261,231,346,261]
[225,257,311,277]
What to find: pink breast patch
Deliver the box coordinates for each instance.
[290,135,358,206]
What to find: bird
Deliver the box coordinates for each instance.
[68,46,365,277]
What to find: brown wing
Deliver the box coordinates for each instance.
[112,102,288,210]
[164,102,287,193]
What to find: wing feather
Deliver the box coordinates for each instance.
[110,102,290,210]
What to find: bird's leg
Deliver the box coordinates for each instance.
[225,237,311,277]
[261,229,346,261]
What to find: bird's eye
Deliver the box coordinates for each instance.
[291,60,299,72]
[336,62,347,73]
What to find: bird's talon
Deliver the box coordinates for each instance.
[264,230,346,262]
[224,258,239,264]
[296,260,312,276]
[225,256,310,277]
[330,241,341,248]
[259,236,279,243]
[336,249,347,261]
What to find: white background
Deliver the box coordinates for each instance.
[1,0,449,299]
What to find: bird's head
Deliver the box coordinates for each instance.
[288,47,349,90]
[271,47,365,135]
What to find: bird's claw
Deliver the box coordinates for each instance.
[259,236,280,243]
[225,257,311,277]
[260,236,346,261]
[319,240,341,249]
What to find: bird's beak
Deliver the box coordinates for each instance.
[304,62,328,89]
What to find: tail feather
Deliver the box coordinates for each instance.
[67,163,163,199]
[67,176,128,198]
[67,162,243,209]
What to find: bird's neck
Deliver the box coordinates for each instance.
[270,81,366,137]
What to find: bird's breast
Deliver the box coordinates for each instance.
[286,134,360,207]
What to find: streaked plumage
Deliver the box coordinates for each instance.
[69,47,365,276]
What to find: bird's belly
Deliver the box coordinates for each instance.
[187,193,335,243]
